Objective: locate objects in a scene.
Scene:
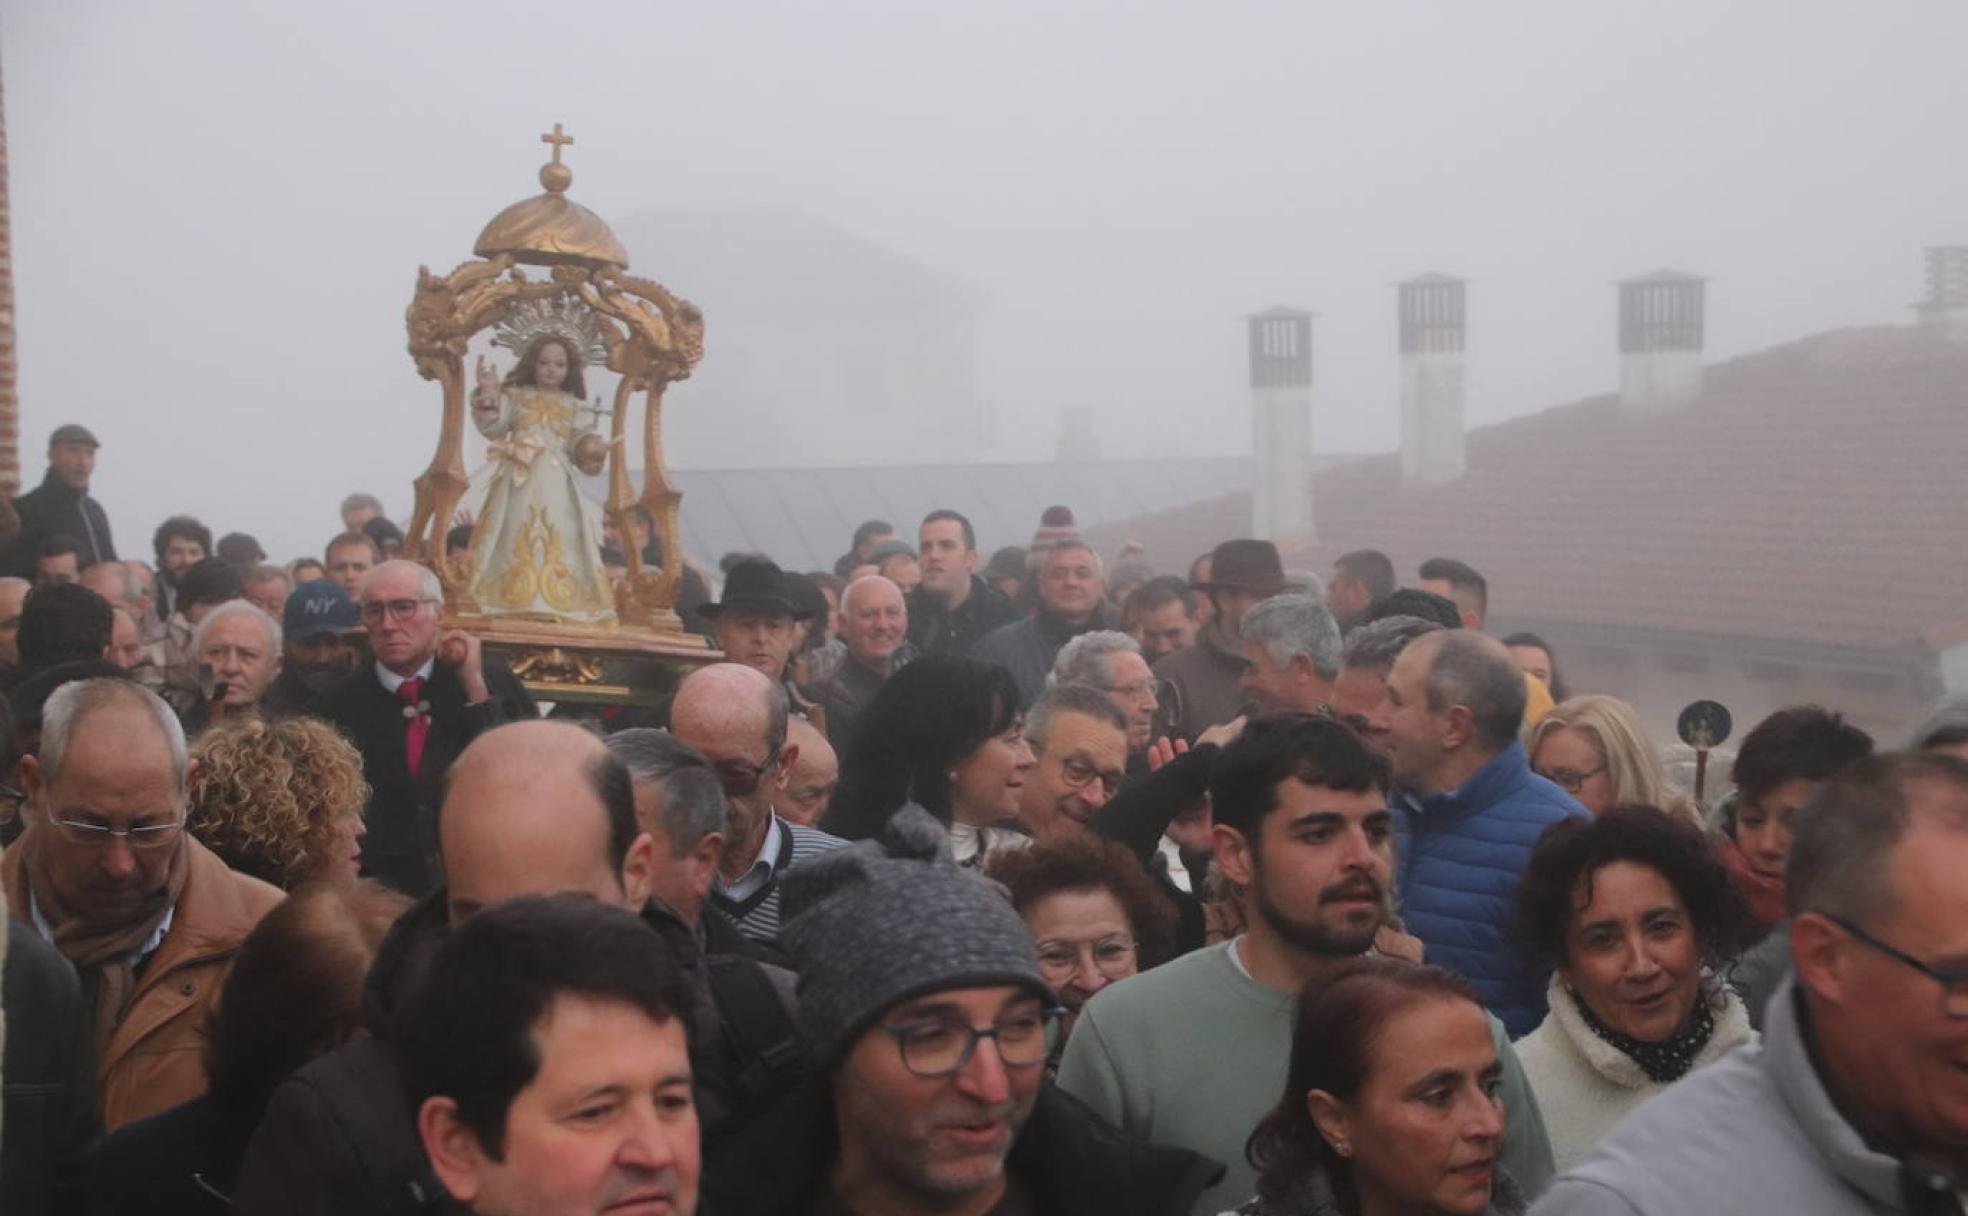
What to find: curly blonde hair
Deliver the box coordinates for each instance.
[188,716,370,889]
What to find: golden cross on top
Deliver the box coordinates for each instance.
[541,123,574,164]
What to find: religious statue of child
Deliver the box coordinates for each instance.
[466,334,616,622]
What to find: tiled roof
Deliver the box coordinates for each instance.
[1087,326,1968,653]
[586,455,1339,575]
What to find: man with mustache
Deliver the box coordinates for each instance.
[404,894,703,1216]
[1058,713,1554,1214]
[706,805,1222,1216]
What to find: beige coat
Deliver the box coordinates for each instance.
[5,834,283,1128]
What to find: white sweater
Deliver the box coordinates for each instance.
[1516,974,1756,1173]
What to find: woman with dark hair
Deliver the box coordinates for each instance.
[1233,957,1521,1216]
[1711,705,1873,938]
[465,332,613,622]
[1501,632,1567,704]
[988,832,1178,1052]
[1512,805,1760,1171]
[84,879,410,1213]
[822,654,1034,866]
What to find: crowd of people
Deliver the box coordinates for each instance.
[1,420,1965,1215]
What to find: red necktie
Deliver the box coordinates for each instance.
[399,676,429,779]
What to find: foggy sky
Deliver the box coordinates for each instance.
[6,0,1965,562]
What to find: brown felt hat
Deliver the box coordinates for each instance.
[1191,539,1303,596]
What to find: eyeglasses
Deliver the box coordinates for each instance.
[1058,756,1126,799]
[879,1007,1064,1077]
[1826,914,1968,1019]
[359,597,437,624]
[1537,764,1606,795]
[44,810,185,850]
[0,783,22,826]
[715,746,781,796]
[1036,936,1138,981]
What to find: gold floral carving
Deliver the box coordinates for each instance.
[510,646,608,686]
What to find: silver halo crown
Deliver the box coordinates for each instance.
[491,295,609,368]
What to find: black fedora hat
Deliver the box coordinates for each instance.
[700,559,812,620]
[1191,539,1304,596]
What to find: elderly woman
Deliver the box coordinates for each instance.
[1231,957,1523,1216]
[1527,695,1698,821]
[823,655,1035,867]
[186,716,370,889]
[1512,805,1761,1171]
[987,832,1177,1053]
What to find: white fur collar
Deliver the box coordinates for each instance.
[1545,972,1755,1089]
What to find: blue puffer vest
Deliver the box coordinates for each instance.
[1392,741,1586,1038]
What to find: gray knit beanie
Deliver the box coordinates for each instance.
[778,805,1049,1062]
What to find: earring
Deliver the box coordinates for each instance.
[1332,1141,1352,1159]
[947,771,958,781]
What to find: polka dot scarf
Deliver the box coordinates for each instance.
[1570,985,1718,1084]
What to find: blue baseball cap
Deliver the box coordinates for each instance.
[284,578,361,640]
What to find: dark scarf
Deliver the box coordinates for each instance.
[19,827,190,1057]
[1571,983,1717,1084]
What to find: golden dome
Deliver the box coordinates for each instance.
[473,125,630,270]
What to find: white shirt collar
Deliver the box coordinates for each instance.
[376,657,435,694]
[715,811,784,902]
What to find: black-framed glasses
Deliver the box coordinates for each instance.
[1057,756,1126,799]
[1537,764,1606,795]
[0,783,22,826]
[715,745,781,796]
[1827,914,1968,1019]
[879,1006,1064,1077]
[44,811,186,851]
[359,597,437,624]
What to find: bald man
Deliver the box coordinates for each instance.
[671,663,846,946]
[234,720,803,1212]
[779,716,838,826]
[808,573,909,754]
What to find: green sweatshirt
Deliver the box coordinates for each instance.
[1056,940,1555,1215]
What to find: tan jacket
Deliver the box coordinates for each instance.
[4,835,284,1128]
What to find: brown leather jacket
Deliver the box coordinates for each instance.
[4,835,284,1128]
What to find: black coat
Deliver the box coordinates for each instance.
[231,891,801,1216]
[82,1094,238,1216]
[808,655,888,757]
[1088,743,1219,955]
[2,919,101,1216]
[0,468,115,578]
[706,1076,1223,1216]
[906,575,1017,658]
[306,659,535,897]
